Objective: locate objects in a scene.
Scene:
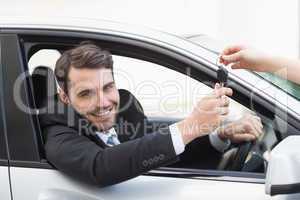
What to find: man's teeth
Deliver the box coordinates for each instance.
[93,108,112,117]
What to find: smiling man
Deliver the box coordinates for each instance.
[40,42,263,187]
[63,67,119,131]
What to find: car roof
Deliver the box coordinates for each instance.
[0,16,195,52]
[1,16,300,118]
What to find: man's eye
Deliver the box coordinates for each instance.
[104,83,115,91]
[78,91,92,98]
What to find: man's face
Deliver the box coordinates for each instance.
[65,67,119,131]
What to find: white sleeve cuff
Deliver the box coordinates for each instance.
[209,129,231,153]
[169,123,185,155]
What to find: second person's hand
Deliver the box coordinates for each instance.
[220,45,272,72]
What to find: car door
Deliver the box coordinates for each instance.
[0,35,12,200]
[0,123,11,200]
[1,27,275,200]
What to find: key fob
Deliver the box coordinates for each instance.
[217,64,228,87]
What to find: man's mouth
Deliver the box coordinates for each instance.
[90,107,114,118]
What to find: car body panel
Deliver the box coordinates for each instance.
[0,166,11,200]
[10,167,269,200]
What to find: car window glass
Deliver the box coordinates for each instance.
[0,110,6,160]
[113,55,252,120]
[0,40,7,160]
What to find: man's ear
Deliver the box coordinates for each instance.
[58,89,70,104]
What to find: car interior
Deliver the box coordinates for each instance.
[21,36,300,178]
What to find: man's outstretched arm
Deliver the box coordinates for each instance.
[44,124,179,187]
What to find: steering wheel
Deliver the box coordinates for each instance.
[229,141,254,171]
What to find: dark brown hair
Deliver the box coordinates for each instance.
[55,41,113,94]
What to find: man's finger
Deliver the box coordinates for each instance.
[219,96,230,107]
[215,87,233,97]
[253,116,263,129]
[214,83,221,89]
[247,117,263,137]
[243,121,261,139]
[222,123,244,137]
[231,133,256,143]
[217,107,229,116]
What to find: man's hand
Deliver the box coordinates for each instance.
[178,84,233,145]
[217,114,263,143]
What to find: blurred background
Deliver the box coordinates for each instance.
[1,0,299,58]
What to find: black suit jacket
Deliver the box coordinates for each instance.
[40,90,222,187]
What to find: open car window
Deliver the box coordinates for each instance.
[113,55,275,173]
[113,55,252,121]
[26,44,275,175]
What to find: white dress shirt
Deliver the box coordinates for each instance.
[169,123,230,155]
[169,107,245,155]
[96,128,121,146]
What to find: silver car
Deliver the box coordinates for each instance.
[1,16,300,200]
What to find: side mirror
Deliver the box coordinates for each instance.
[265,136,300,197]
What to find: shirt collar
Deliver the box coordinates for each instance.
[95,128,117,144]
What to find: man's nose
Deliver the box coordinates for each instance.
[97,92,111,108]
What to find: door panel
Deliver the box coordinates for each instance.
[0,167,11,200]
[0,35,12,200]
[10,167,269,200]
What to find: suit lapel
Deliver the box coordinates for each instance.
[115,116,131,143]
[64,104,108,147]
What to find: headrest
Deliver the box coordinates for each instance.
[31,66,57,109]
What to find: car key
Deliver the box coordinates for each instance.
[216,57,229,116]
[217,58,228,87]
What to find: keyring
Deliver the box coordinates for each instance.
[216,54,223,67]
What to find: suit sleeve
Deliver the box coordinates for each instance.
[168,135,223,169]
[44,125,179,187]
[144,121,224,170]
